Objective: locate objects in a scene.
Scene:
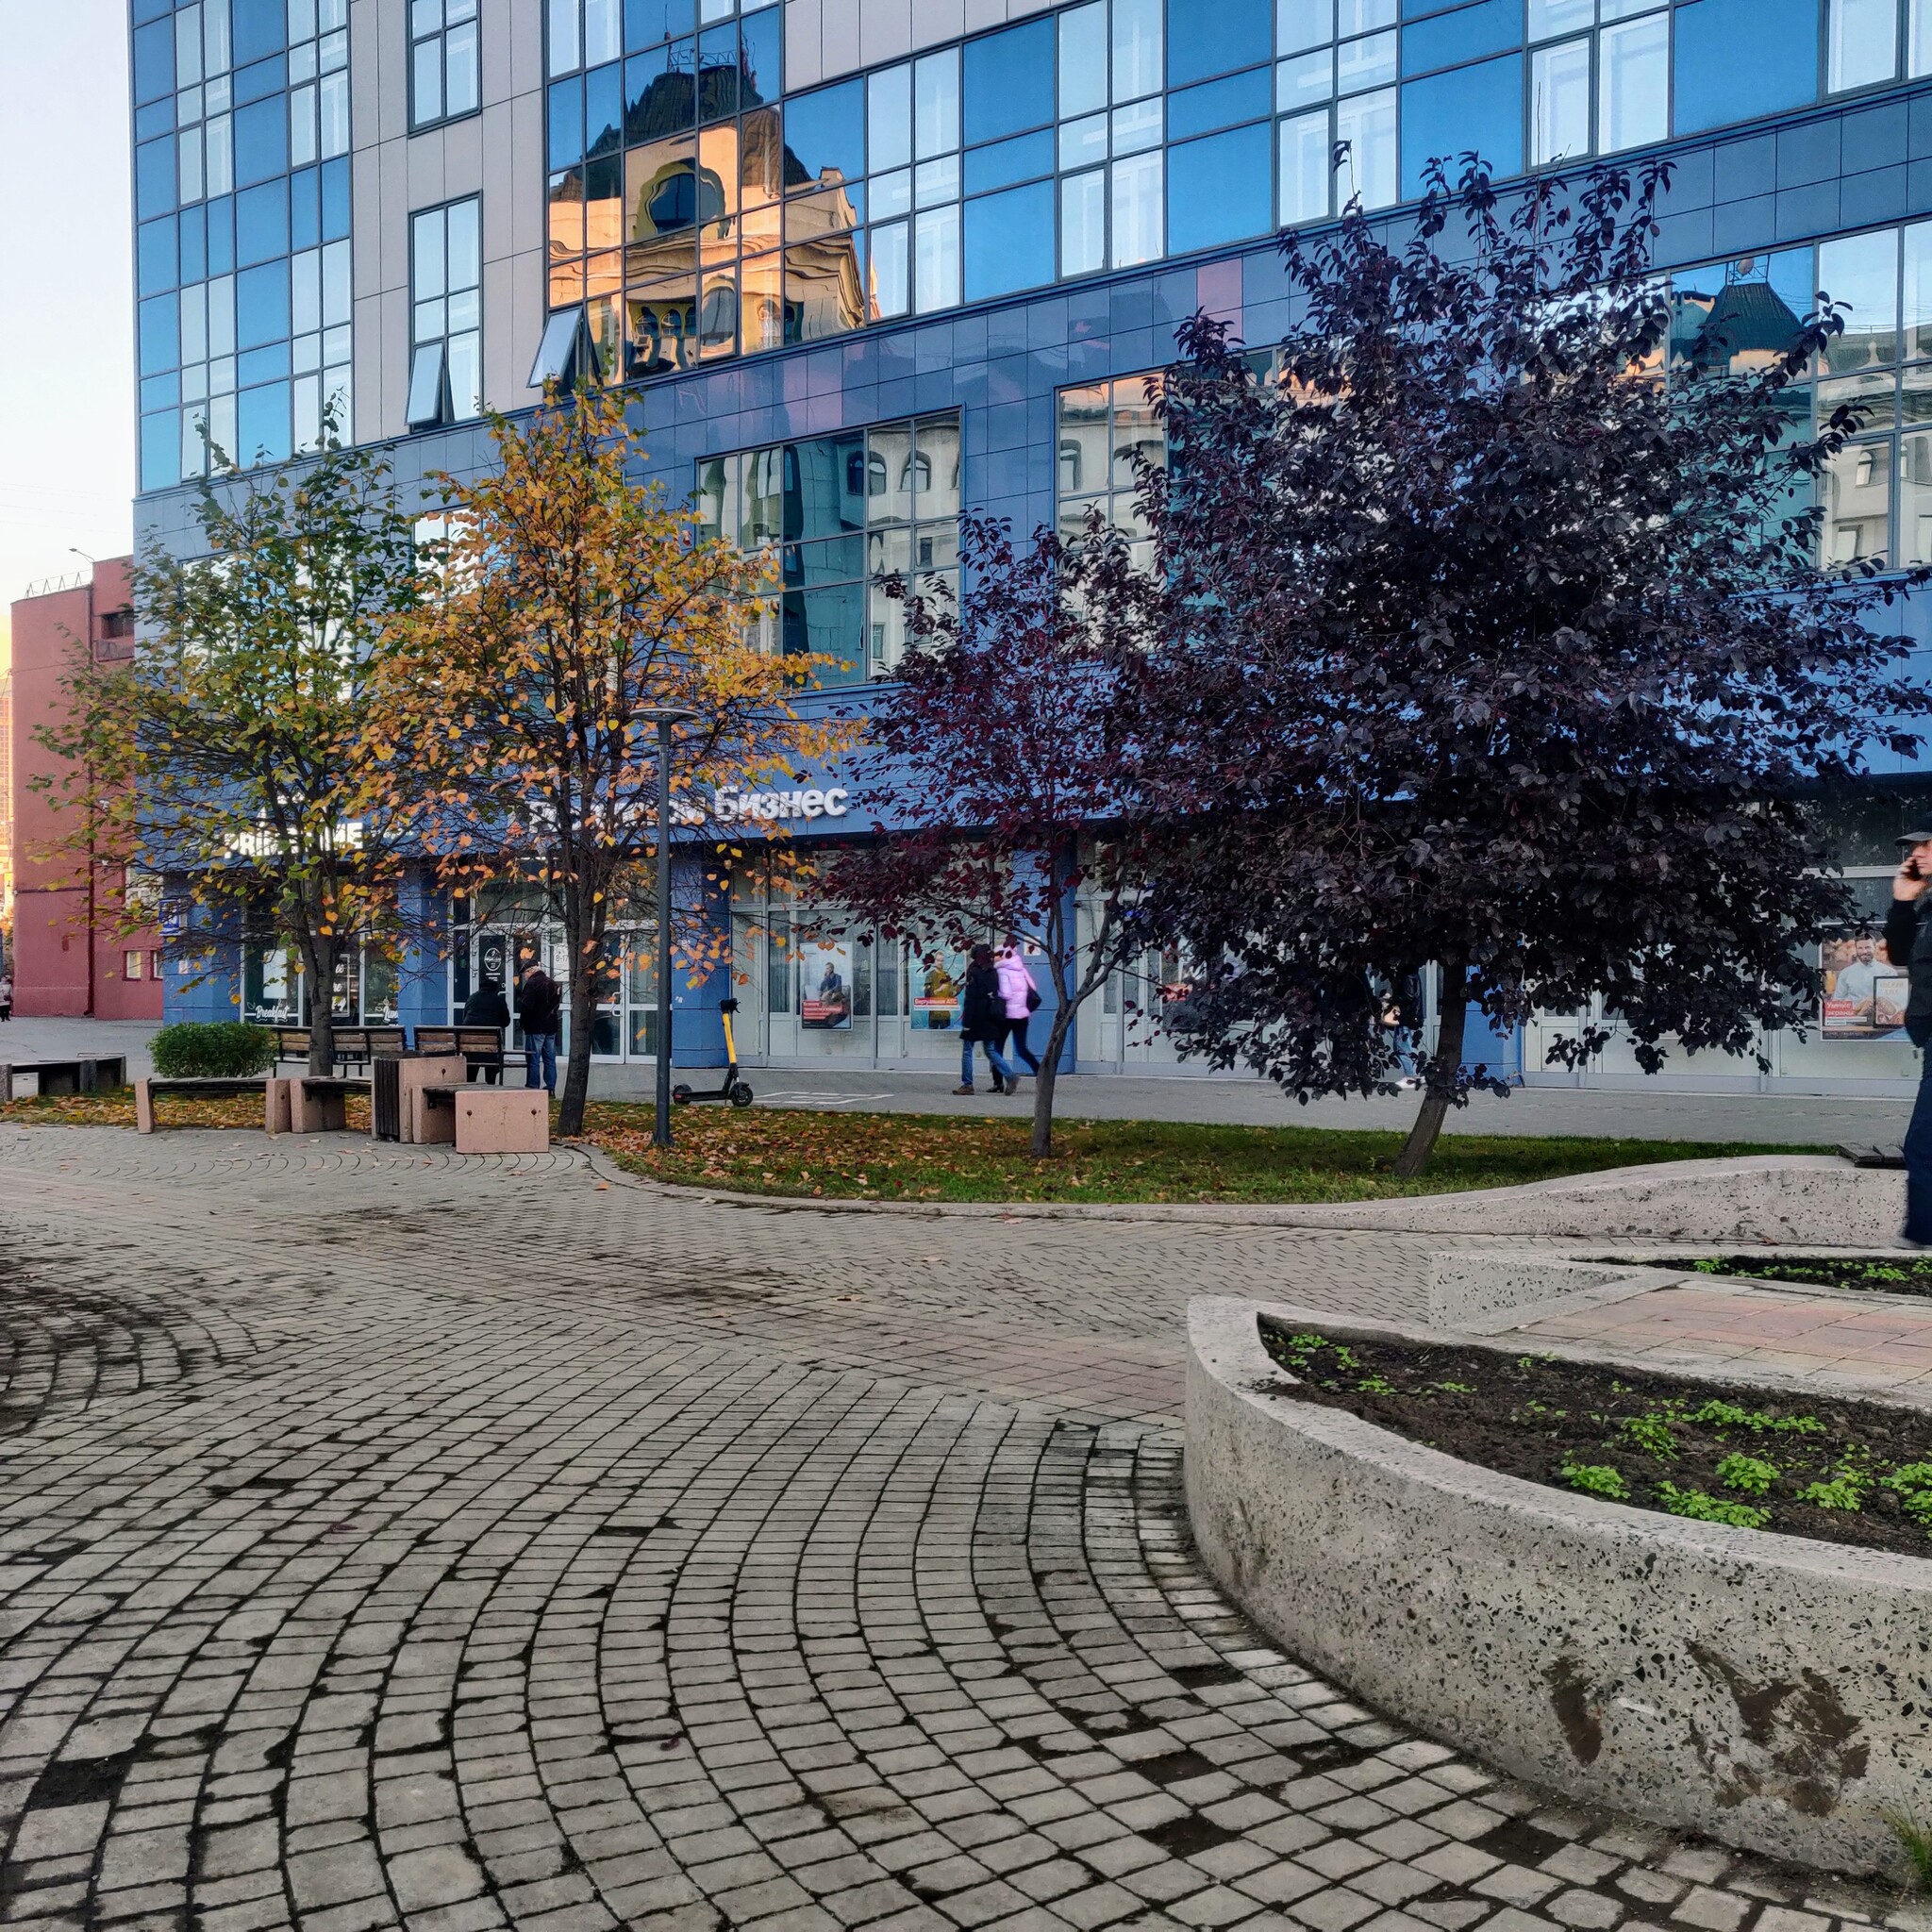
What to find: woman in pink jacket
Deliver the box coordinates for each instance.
[994,943,1041,1082]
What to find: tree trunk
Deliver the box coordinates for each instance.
[1392,958,1469,1181]
[305,934,337,1076]
[558,960,597,1137]
[1029,1007,1075,1158]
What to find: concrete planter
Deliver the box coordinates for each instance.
[1186,1298,1932,1875]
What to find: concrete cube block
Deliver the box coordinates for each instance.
[264,1078,291,1136]
[408,1085,458,1144]
[396,1057,468,1143]
[291,1080,347,1134]
[455,1089,549,1154]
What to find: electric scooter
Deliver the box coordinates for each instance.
[671,997,755,1108]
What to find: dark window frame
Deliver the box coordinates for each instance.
[409,0,483,134]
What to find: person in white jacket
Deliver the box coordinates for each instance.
[994,943,1041,1082]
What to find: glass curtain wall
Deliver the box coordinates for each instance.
[531,0,1876,390]
[133,0,352,489]
[694,413,961,682]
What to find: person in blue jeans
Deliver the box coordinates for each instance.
[516,965,563,1097]
[1884,827,1932,1242]
[953,944,1017,1095]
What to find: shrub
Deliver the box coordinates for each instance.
[149,1022,276,1079]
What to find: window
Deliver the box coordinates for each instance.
[1829,0,1899,91]
[288,0,349,167]
[693,414,961,682]
[1660,224,1932,570]
[1057,375,1163,574]
[291,238,353,450]
[412,0,479,128]
[1531,38,1591,165]
[1599,8,1668,152]
[409,199,482,429]
[1278,106,1330,223]
[1336,87,1396,208]
[541,0,792,377]
[1675,0,1817,134]
[124,951,146,983]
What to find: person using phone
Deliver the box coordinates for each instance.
[1883,828,1932,1242]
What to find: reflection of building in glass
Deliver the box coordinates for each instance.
[694,416,960,684]
[1668,271,1807,380]
[544,37,865,382]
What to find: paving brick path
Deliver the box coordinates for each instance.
[0,1127,1913,1932]
[1519,1280,1932,1401]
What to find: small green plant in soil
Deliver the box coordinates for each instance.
[1560,1459,1629,1500]
[1657,1482,1770,1530]
[1258,1322,1932,1558]
[1619,1412,1679,1460]
[1715,1453,1777,1494]
[1682,1255,1932,1298]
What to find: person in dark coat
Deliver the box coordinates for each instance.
[516,966,563,1097]
[460,981,510,1083]
[953,943,1017,1095]
[1884,827,1932,1241]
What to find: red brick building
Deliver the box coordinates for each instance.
[7,560,161,1019]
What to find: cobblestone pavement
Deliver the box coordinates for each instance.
[0,1127,1913,1932]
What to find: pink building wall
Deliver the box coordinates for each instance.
[8,559,162,1020]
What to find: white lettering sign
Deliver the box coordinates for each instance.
[714,787,851,824]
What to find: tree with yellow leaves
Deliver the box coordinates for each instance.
[36,423,439,1075]
[370,385,843,1135]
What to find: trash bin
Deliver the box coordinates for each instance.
[373,1054,405,1141]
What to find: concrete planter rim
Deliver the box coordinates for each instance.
[1208,1297,1932,1583]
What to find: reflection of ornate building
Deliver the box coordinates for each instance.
[547,63,866,383]
[1668,273,1806,379]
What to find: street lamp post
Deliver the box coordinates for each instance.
[639,707,695,1147]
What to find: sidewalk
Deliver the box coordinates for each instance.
[1518,1274,1932,1402]
[0,1012,1919,1143]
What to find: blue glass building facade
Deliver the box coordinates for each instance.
[134,0,1932,1091]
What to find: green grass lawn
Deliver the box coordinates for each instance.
[581,1104,1825,1206]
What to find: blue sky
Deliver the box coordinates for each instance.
[0,0,135,610]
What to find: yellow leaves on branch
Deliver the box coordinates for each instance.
[364,382,850,864]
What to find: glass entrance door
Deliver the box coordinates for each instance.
[472,924,663,1064]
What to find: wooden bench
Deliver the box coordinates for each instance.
[135,1075,268,1134]
[413,1025,508,1080]
[0,1057,128,1102]
[273,1025,408,1073]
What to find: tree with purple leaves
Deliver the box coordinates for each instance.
[818,510,1158,1158]
[1126,158,1930,1177]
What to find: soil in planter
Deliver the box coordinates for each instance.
[1666,1256,1932,1297]
[1256,1318,1932,1558]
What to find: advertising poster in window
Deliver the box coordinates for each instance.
[800,939,855,1031]
[1822,937,1909,1039]
[911,953,961,1030]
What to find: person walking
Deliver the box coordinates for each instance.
[1886,826,1932,1241]
[461,980,511,1084]
[994,942,1041,1083]
[516,964,563,1098]
[0,973,12,1021]
[953,944,1017,1095]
